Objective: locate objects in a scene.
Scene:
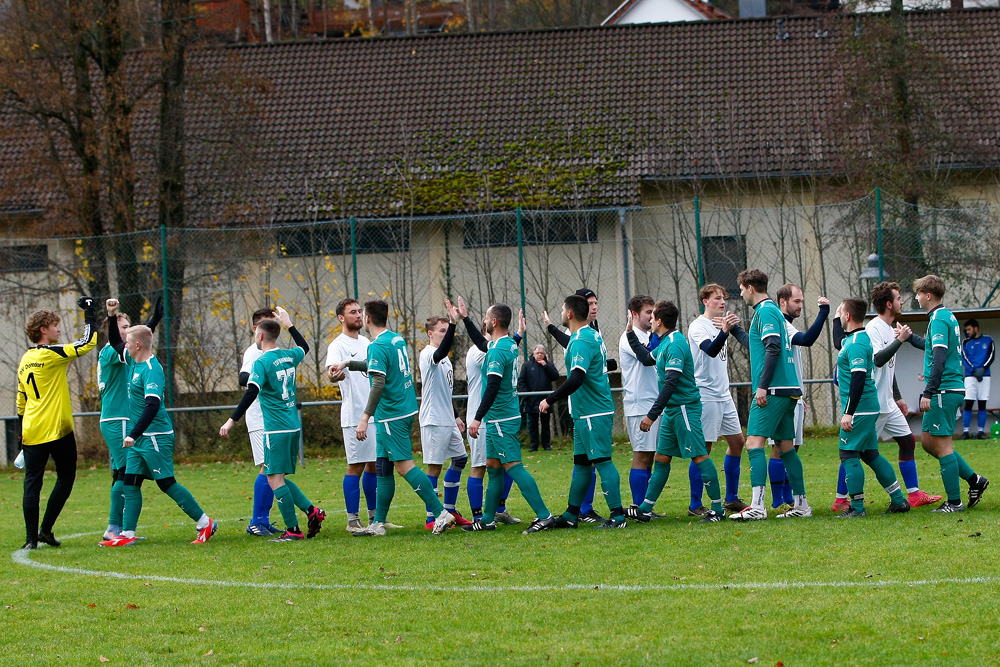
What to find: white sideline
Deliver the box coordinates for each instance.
[12,530,999,594]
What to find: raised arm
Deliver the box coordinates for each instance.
[791,302,830,347]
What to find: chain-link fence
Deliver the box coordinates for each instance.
[2,190,999,461]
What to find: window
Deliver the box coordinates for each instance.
[463,210,606,248]
[702,235,746,296]
[0,244,48,273]
[277,222,410,257]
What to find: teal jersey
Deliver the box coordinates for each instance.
[564,326,615,419]
[98,344,130,421]
[367,329,419,422]
[128,355,173,435]
[837,330,880,415]
[249,346,306,432]
[749,299,801,394]
[924,305,965,393]
[482,337,520,422]
[655,331,701,407]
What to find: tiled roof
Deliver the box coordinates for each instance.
[1,10,999,225]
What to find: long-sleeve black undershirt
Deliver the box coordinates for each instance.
[229,385,260,422]
[544,368,586,405]
[626,331,657,367]
[922,346,948,397]
[700,329,729,358]
[787,304,829,346]
[647,370,681,422]
[462,316,522,352]
[129,396,162,439]
[730,324,750,349]
[845,370,867,416]
[432,323,456,363]
[758,338,781,391]
[474,374,502,422]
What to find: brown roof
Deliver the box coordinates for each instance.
[2,10,999,225]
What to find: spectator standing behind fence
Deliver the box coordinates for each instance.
[518,345,559,451]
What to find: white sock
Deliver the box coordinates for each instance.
[836,493,849,499]
[122,530,136,538]
[751,485,766,510]
[196,514,210,529]
[794,494,809,509]
[906,487,919,494]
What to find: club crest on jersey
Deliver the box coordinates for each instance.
[762,323,775,334]
[852,357,865,366]
[669,357,683,365]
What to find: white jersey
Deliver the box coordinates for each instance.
[419,344,455,426]
[466,345,487,421]
[325,333,373,427]
[785,320,804,385]
[618,327,658,416]
[688,315,732,402]
[240,343,264,432]
[865,316,898,413]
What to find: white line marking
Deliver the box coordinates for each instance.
[12,531,1000,594]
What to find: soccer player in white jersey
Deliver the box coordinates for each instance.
[830,282,942,511]
[686,284,748,515]
[240,307,280,536]
[418,302,474,528]
[766,284,829,512]
[458,296,523,525]
[618,295,660,510]
[325,298,381,533]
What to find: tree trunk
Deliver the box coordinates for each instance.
[263,0,274,42]
[465,0,476,31]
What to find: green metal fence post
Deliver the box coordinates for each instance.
[350,216,358,298]
[694,197,705,312]
[875,187,884,281]
[516,206,527,363]
[619,208,631,303]
[159,224,173,408]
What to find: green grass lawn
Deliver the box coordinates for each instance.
[4,437,1000,665]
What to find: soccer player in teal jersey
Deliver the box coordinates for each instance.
[624,300,726,522]
[835,297,910,518]
[913,275,989,512]
[540,294,626,529]
[220,307,326,541]
[330,299,456,536]
[463,303,555,534]
[730,269,813,521]
[97,298,161,541]
[99,300,217,547]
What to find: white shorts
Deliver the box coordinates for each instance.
[626,415,659,452]
[965,376,990,403]
[420,424,467,465]
[343,423,376,465]
[701,398,742,443]
[468,431,486,468]
[876,405,912,440]
[249,430,265,467]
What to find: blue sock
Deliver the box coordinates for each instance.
[688,460,703,509]
[425,475,439,521]
[723,454,741,502]
[629,468,649,506]
[361,471,377,513]
[978,408,988,431]
[498,470,515,513]
[898,458,919,493]
[467,476,484,520]
[443,467,462,512]
[580,468,597,515]
[252,473,273,525]
[343,474,361,517]
[783,477,794,505]
[837,462,848,495]
[767,458,785,508]
[963,410,972,431]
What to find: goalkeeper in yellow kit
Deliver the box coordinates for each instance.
[17,296,98,550]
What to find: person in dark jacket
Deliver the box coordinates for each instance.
[518,345,559,451]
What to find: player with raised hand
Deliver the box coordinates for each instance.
[220,306,324,542]
[417,301,473,528]
[101,298,217,547]
[463,303,555,534]
[618,295,660,511]
[17,295,98,550]
[458,295,524,525]
[330,299,456,536]
[97,297,162,541]
[540,294,626,529]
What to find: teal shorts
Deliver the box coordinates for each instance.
[572,414,614,460]
[376,416,415,462]
[100,419,130,470]
[485,418,522,464]
[839,413,879,452]
[747,394,799,441]
[263,430,300,476]
[921,392,964,437]
[125,433,175,480]
[657,403,707,459]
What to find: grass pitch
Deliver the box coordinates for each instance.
[4,437,1000,665]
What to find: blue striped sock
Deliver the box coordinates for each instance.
[689,460,703,510]
[443,467,462,511]
[467,476,484,520]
